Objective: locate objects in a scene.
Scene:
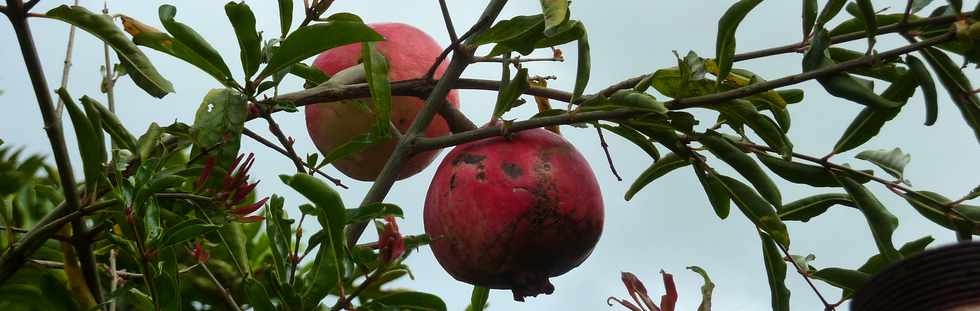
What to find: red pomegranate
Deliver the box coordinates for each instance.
[423,127,604,301]
[306,23,458,181]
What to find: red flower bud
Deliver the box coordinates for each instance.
[192,241,210,263]
[231,197,268,216]
[195,156,217,190]
[378,216,405,264]
[231,181,260,205]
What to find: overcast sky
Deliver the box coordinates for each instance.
[2,0,979,310]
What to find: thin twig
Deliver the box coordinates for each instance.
[199,262,243,311]
[329,268,383,311]
[473,56,565,64]
[259,108,307,173]
[101,3,117,149]
[288,213,306,285]
[109,250,118,311]
[242,128,348,189]
[54,0,80,119]
[774,240,835,310]
[594,124,622,181]
[31,258,198,279]
[438,0,460,46]
[155,192,213,201]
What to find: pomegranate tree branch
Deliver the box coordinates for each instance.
[0,1,104,305]
[414,29,955,151]
[54,0,80,118]
[259,108,307,173]
[438,0,460,46]
[472,56,565,64]
[732,10,970,62]
[343,0,509,248]
[299,0,334,28]
[242,128,348,189]
[774,238,835,310]
[594,124,622,181]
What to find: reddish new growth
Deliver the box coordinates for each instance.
[191,241,210,263]
[607,271,678,311]
[195,153,268,223]
[378,216,405,264]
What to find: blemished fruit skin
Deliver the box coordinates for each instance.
[423,128,604,301]
[305,23,459,181]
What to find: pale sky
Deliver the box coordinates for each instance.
[1,1,979,310]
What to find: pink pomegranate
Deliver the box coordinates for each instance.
[423,127,604,301]
[305,23,459,181]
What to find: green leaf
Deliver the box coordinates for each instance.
[815,0,847,29]
[916,47,980,143]
[608,90,668,114]
[290,63,329,86]
[812,267,870,293]
[965,185,980,201]
[56,89,105,193]
[779,193,855,222]
[833,72,919,153]
[802,0,818,39]
[854,0,878,41]
[911,0,936,13]
[346,203,404,224]
[136,122,163,161]
[687,266,715,311]
[258,21,383,79]
[132,31,234,87]
[834,175,902,263]
[598,124,660,161]
[700,131,782,207]
[362,42,393,135]
[144,197,163,244]
[278,0,293,38]
[470,286,490,311]
[720,175,789,247]
[650,67,717,99]
[855,148,911,182]
[493,68,530,120]
[368,292,447,311]
[265,195,293,285]
[155,249,181,311]
[243,277,275,311]
[280,174,346,304]
[857,236,934,276]
[805,29,902,109]
[572,22,590,103]
[904,191,980,234]
[320,132,387,165]
[828,47,908,82]
[46,5,173,97]
[905,55,938,125]
[539,0,570,36]
[715,0,764,82]
[153,219,220,249]
[760,232,791,311]
[693,165,731,219]
[625,153,690,201]
[225,1,262,78]
[777,89,804,104]
[948,0,963,13]
[756,152,875,187]
[472,15,543,45]
[712,100,792,158]
[159,5,232,81]
[189,88,247,167]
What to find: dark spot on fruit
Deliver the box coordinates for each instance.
[502,162,524,179]
[452,153,486,166]
[476,170,487,181]
[399,118,407,125]
[449,173,457,190]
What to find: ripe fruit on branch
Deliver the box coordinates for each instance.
[423,127,604,301]
[305,23,459,181]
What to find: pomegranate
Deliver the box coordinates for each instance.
[423,127,604,301]
[305,23,459,181]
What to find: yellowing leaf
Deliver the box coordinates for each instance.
[705,59,787,109]
[119,14,162,37]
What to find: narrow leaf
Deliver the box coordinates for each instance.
[539,0,570,36]
[917,47,980,143]
[258,21,383,79]
[812,267,870,293]
[834,175,902,263]
[855,148,911,182]
[599,124,661,161]
[493,68,529,120]
[361,42,393,136]
[720,176,790,247]
[243,278,275,311]
[779,193,855,222]
[715,0,765,82]
[687,266,715,311]
[57,89,104,192]
[572,22,591,104]
[700,131,782,207]
[905,55,939,125]
[470,286,490,311]
[225,2,262,78]
[802,0,818,39]
[760,232,791,311]
[693,165,731,219]
[369,292,447,311]
[159,5,232,80]
[625,153,691,201]
[833,71,920,153]
[46,5,174,97]
[815,0,847,28]
[278,0,293,38]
